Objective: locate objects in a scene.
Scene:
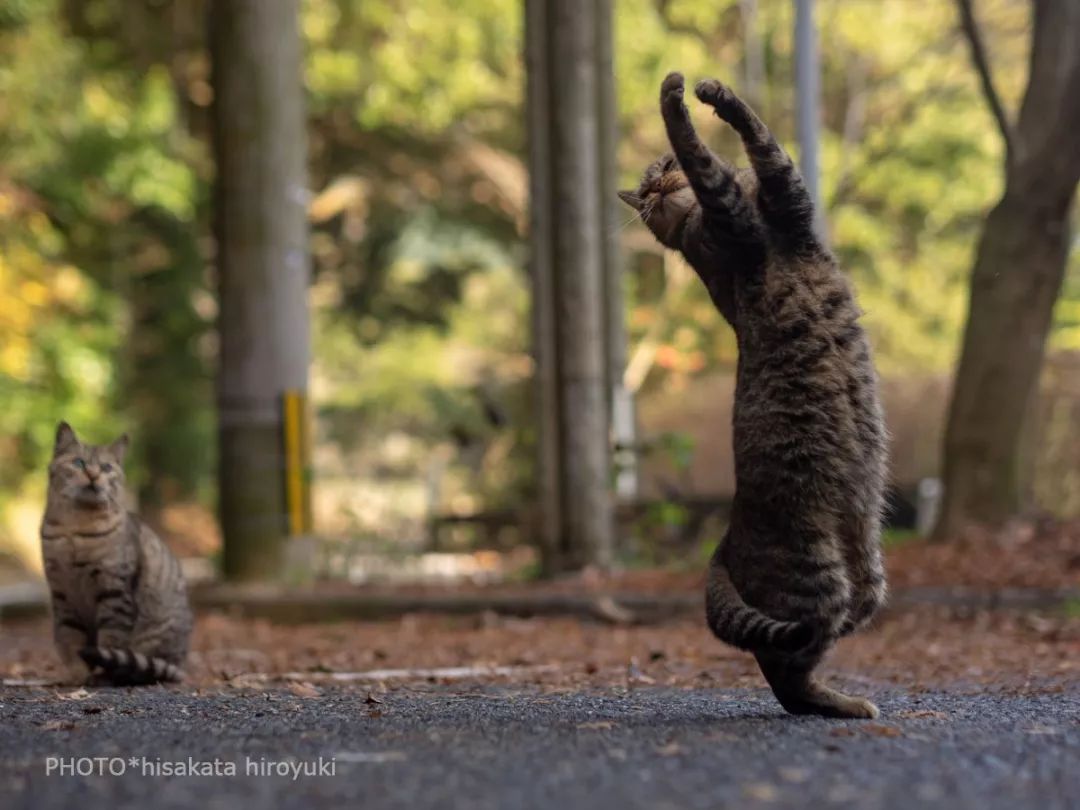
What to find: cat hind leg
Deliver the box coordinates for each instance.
[755,650,879,719]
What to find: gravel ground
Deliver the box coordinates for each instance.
[1,683,1077,810]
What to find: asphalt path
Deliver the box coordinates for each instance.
[1,684,1076,809]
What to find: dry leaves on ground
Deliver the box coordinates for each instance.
[1,603,1076,693]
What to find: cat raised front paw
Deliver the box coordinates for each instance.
[694,78,737,114]
[660,71,685,107]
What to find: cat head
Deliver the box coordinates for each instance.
[618,153,697,249]
[48,422,129,513]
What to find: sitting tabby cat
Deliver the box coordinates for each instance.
[620,74,888,718]
[40,422,192,685]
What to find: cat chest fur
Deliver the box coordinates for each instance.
[42,528,138,628]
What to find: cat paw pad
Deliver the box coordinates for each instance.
[694,78,734,109]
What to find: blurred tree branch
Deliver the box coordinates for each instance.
[955,0,1015,160]
[653,0,703,39]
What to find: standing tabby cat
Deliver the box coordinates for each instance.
[620,74,888,718]
[40,422,192,685]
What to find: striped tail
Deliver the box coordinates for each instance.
[705,559,815,654]
[79,647,184,685]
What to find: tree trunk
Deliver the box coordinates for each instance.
[211,0,310,580]
[550,0,614,570]
[934,0,1080,540]
[526,0,615,573]
[524,0,562,570]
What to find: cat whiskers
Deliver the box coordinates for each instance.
[640,198,658,224]
[612,196,658,236]
[613,209,643,234]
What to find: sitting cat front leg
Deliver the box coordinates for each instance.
[94,588,137,648]
[52,613,92,685]
[81,574,139,684]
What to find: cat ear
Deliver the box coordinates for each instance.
[54,421,78,455]
[108,434,130,464]
[618,190,644,211]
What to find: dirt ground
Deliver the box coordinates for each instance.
[2,603,1076,695]
[3,519,1076,694]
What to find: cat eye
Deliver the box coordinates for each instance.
[74,459,87,470]
[100,463,113,472]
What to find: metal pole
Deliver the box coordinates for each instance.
[740,0,766,111]
[794,0,825,237]
[596,0,637,502]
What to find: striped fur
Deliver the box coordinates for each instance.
[40,422,192,686]
[620,74,888,719]
[704,548,815,654]
[79,647,184,685]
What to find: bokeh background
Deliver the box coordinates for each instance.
[1,0,1077,581]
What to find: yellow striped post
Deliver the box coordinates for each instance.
[282,389,312,536]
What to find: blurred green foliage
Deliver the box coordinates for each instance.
[0,0,210,518]
[1,0,1076,550]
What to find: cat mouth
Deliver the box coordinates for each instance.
[648,188,694,234]
[75,485,108,508]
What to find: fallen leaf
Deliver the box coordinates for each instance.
[829,727,856,737]
[1024,725,1060,735]
[896,709,947,720]
[56,688,91,701]
[41,720,77,731]
[778,767,811,783]
[577,721,615,731]
[288,682,321,698]
[591,596,635,625]
[364,693,383,705]
[627,658,655,685]
[743,783,779,802]
[863,723,903,738]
